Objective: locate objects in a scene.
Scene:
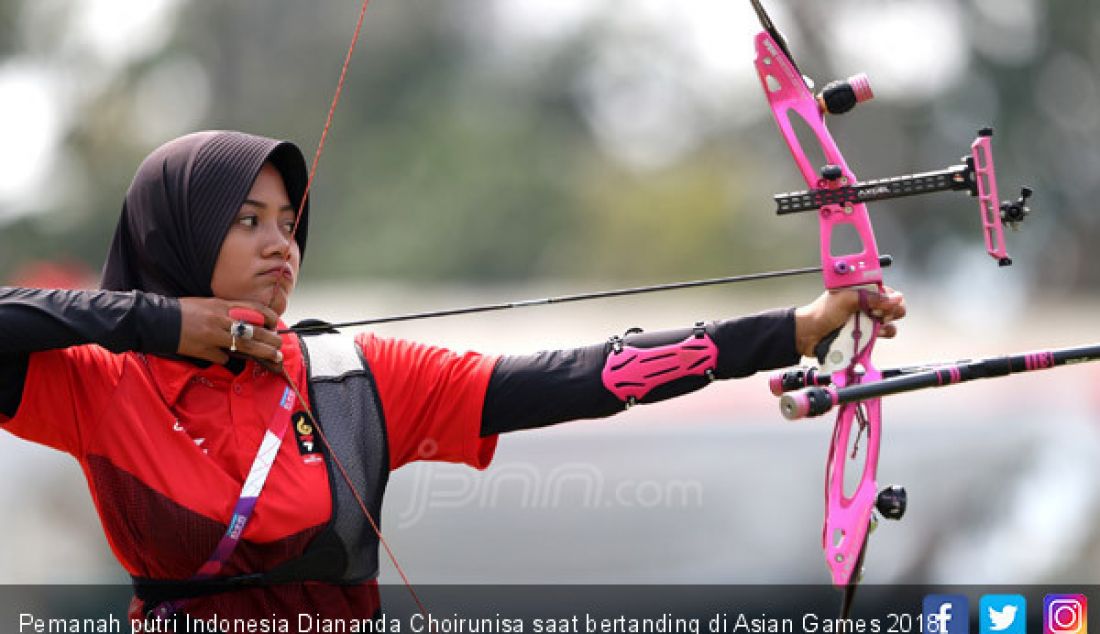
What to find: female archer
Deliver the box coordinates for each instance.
[0,130,905,622]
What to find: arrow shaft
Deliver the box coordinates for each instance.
[281,257,893,333]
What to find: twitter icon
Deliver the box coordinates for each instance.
[981,594,1027,634]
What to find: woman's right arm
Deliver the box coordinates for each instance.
[0,287,180,417]
[0,287,285,419]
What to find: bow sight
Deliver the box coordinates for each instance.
[773,127,1033,267]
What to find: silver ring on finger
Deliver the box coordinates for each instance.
[230,320,255,341]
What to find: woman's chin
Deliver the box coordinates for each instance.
[225,285,288,317]
[267,286,291,316]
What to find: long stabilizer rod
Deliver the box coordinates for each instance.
[778,341,1100,419]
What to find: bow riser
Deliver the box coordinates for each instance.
[753,33,884,290]
[753,28,886,589]
[823,318,883,587]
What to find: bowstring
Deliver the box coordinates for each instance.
[279,369,430,619]
[279,0,431,621]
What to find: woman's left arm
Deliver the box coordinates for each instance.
[481,288,905,436]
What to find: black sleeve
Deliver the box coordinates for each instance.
[0,287,181,417]
[481,308,799,436]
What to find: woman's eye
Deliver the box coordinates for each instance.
[238,215,259,227]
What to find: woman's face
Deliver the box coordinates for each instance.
[210,162,301,315]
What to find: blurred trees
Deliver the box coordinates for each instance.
[0,0,1097,291]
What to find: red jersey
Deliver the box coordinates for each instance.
[0,329,499,617]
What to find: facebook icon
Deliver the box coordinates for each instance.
[924,595,970,634]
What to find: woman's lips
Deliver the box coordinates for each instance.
[260,264,294,281]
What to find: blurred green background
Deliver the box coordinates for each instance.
[1,0,1096,291]
[2,0,1099,591]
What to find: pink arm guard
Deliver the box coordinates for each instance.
[601,322,718,407]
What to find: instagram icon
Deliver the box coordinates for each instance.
[1045,594,1088,634]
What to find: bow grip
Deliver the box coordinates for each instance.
[814,327,843,368]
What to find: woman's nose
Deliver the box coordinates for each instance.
[261,219,292,257]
